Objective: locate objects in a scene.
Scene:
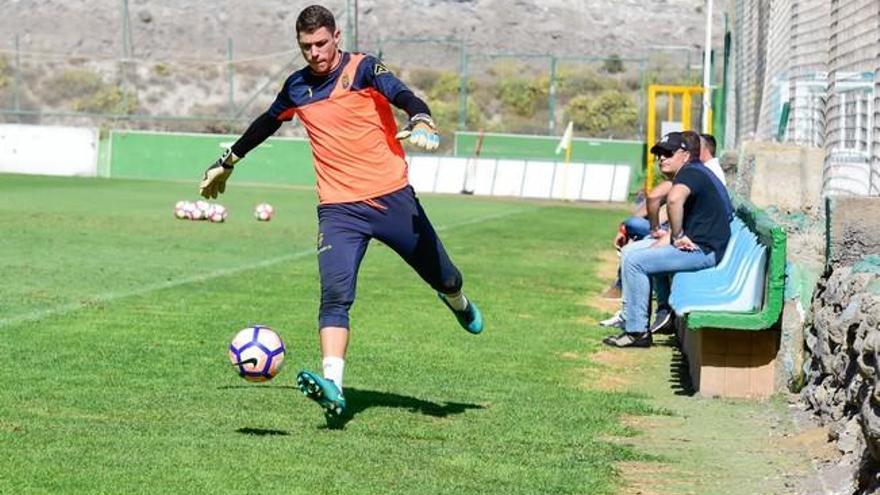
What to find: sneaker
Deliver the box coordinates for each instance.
[649,307,673,334]
[602,331,652,348]
[296,370,347,418]
[599,310,625,329]
[438,293,484,334]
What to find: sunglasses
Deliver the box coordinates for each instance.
[654,150,674,160]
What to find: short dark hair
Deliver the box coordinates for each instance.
[681,130,701,160]
[296,5,336,35]
[700,133,717,157]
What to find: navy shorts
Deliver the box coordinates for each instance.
[316,186,462,329]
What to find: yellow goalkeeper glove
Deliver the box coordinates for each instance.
[395,113,440,151]
[199,148,239,199]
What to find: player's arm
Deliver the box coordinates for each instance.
[646,180,673,234]
[391,91,439,150]
[361,56,439,151]
[199,82,294,199]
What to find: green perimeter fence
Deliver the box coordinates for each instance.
[98,129,645,196]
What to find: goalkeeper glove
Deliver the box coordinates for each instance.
[199,148,239,199]
[395,113,440,151]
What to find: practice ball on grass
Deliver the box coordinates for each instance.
[254,203,275,221]
[174,200,193,219]
[228,326,285,382]
[208,204,228,223]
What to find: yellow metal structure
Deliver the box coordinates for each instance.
[645,85,712,190]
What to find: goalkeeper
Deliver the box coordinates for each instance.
[199,4,484,424]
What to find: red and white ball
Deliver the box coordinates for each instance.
[254,203,275,222]
[173,200,192,219]
[208,204,228,223]
[228,326,286,382]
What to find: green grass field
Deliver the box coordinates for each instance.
[0,174,653,494]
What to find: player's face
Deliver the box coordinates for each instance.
[298,27,342,75]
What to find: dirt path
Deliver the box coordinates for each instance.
[584,252,832,495]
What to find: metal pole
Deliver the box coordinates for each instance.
[637,59,646,140]
[13,34,21,117]
[121,0,132,59]
[353,0,359,52]
[227,38,234,117]
[458,43,467,130]
[548,55,557,134]
[345,0,353,51]
[701,0,714,132]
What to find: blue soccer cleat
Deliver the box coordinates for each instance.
[438,293,484,334]
[296,370,347,419]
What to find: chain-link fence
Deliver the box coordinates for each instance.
[726,0,880,197]
[0,0,714,145]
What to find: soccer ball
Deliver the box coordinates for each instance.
[173,200,191,219]
[208,204,228,223]
[228,325,286,382]
[254,203,275,221]
[188,203,205,220]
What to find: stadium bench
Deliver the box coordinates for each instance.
[669,197,787,399]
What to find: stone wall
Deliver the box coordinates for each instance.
[829,197,880,271]
[803,262,880,493]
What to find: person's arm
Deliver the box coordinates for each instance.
[646,180,673,233]
[666,183,697,251]
[200,79,294,199]
[230,112,283,158]
[360,56,439,150]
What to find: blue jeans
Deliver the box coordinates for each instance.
[622,216,651,240]
[619,238,672,319]
[621,245,716,332]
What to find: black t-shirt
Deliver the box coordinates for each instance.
[673,161,733,257]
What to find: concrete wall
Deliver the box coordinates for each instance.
[735,140,825,211]
[0,124,98,176]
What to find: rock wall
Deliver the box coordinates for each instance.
[829,197,880,272]
[803,263,880,493]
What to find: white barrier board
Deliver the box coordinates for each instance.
[407,155,633,202]
[0,124,98,177]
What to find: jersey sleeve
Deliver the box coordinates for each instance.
[267,74,297,121]
[354,55,410,101]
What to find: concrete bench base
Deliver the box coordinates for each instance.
[677,322,780,399]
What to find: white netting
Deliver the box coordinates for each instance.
[728,0,880,197]
[823,0,878,196]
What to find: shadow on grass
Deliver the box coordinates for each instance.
[220,385,484,432]
[661,337,695,397]
[322,387,485,431]
[217,384,298,390]
[236,427,289,436]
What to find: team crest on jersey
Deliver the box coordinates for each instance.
[374,62,390,76]
[341,74,350,89]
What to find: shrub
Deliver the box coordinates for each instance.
[603,54,625,74]
[74,86,139,114]
[498,76,547,117]
[565,90,638,138]
[43,69,105,105]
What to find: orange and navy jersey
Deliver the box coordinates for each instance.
[268,52,410,204]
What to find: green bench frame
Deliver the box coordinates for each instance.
[682,196,787,330]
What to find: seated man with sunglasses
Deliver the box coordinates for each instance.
[603,131,732,348]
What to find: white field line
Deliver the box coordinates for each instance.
[0,208,526,329]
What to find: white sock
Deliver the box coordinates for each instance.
[322,357,345,391]
[443,292,469,311]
